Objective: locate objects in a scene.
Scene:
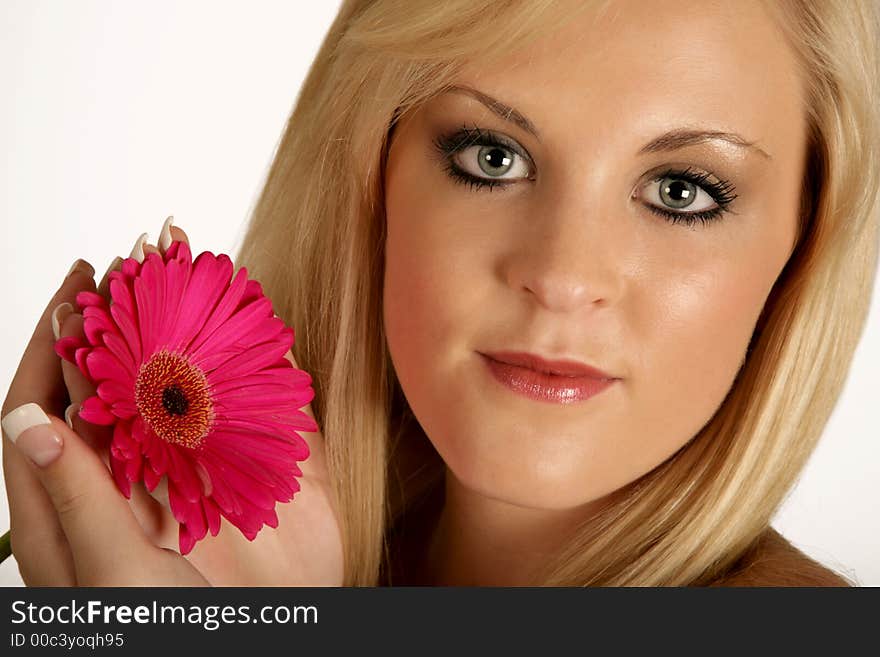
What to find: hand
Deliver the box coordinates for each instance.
[2,218,344,585]
[1,236,208,585]
[1,403,209,586]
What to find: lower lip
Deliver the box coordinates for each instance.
[479,354,617,404]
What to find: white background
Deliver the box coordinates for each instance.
[1,1,876,586]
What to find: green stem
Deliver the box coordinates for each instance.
[0,529,9,563]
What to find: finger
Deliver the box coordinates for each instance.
[2,403,151,583]
[96,256,123,299]
[96,220,190,299]
[157,216,190,256]
[54,312,112,455]
[56,256,180,547]
[1,259,98,585]
[64,405,176,549]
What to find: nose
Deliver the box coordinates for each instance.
[501,194,626,313]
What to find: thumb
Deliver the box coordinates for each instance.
[1,402,149,578]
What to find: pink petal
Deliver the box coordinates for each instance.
[74,347,95,384]
[84,347,130,383]
[202,496,221,536]
[202,444,275,487]
[198,451,276,510]
[108,270,136,314]
[198,331,290,379]
[178,526,196,556]
[82,310,113,345]
[217,386,314,414]
[138,425,169,475]
[165,253,236,353]
[166,447,202,504]
[194,460,212,496]
[111,401,138,420]
[211,417,313,456]
[157,254,191,345]
[209,429,306,462]
[209,367,312,396]
[101,331,136,378]
[111,421,139,459]
[108,301,142,365]
[213,415,316,449]
[143,465,161,492]
[120,256,141,278]
[237,277,263,308]
[213,383,310,407]
[199,461,241,516]
[133,257,164,357]
[221,497,279,540]
[96,378,133,406]
[205,316,287,359]
[79,395,117,425]
[165,239,192,263]
[189,296,273,363]
[188,345,245,373]
[75,290,108,311]
[109,452,132,498]
[182,264,248,355]
[54,335,87,364]
[124,448,143,481]
[168,480,207,550]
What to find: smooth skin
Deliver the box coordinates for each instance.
[1,223,343,585]
[383,0,807,585]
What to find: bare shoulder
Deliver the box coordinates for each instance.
[710,527,853,587]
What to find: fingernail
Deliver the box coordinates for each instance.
[1,402,63,468]
[101,256,123,280]
[129,232,148,263]
[65,258,95,280]
[159,215,174,252]
[64,403,79,430]
[51,302,74,341]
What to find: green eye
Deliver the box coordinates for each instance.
[658,177,698,209]
[639,167,739,227]
[476,146,516,177]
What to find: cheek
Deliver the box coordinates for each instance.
[622,232,790,476]
[383,208,472,366]
[382,185,479,431]
[384,185,516,501]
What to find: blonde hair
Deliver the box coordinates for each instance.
[231,0,880,586]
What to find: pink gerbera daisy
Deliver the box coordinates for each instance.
[54,240,318,555]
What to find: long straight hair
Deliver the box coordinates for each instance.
[232,0,880,585]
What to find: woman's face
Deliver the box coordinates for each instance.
[383,0,805,510]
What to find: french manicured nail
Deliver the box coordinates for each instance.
[65,258,94,280]
[64,403,79,430]
[51,302,74,340]
[129,232,148,263]
[102,255,123,280]
[159,215,174,251]
[1,403,63,468]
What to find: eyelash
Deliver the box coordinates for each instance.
[431,124,739,228]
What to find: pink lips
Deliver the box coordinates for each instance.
[479,351,618,404]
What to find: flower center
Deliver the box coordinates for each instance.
[134,349,214,449]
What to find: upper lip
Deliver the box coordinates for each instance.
[480,350,617,379]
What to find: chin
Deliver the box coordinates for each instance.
[446,443,621,511]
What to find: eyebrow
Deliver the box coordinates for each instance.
[638,128,772,160]
[445,84,541,140]
[443,84,772,160]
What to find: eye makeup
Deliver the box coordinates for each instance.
[638,166,738,227]
[430,123,740,227]
[431,123,534,192]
